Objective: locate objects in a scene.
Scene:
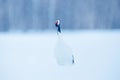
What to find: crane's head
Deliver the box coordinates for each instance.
[55,20,61,33]
[55,20,60,27]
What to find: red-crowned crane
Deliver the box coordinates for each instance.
[55,20,74,65]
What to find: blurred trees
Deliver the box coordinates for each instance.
[0,0,120,31]
[0,0,9,31]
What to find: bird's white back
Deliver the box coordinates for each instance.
[55,35,74,65]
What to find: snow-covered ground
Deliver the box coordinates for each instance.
[0,30,120,80]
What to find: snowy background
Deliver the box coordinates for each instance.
[0,0,120,31]
[0,30,120,80]
[0,0,120,80]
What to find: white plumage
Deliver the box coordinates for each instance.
[55,35,74,65]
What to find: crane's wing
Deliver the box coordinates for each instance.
[55,36,74,65]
